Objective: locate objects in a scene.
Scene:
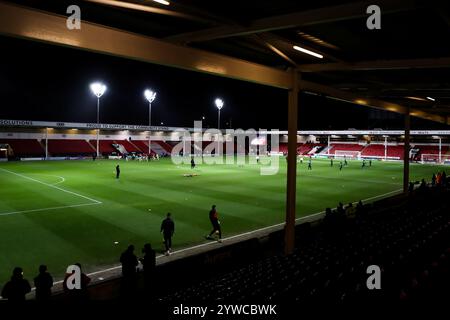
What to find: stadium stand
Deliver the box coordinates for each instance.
[89,140,117,155]
[154,141,173,153]
[47,139,95,156]
[361,144,405,160]
[117,139,142,153]
[157,185,450,303]
[329,143,365,154]
[130,140,151,154]
[297,144,314,155]
[415,145,449,158]
[0,139,44,157]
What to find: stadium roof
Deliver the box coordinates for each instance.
[1,0,450,124]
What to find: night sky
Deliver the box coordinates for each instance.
[0,36,447,130]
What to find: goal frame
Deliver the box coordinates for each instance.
[334,150,361,160]
[420,153,450,165]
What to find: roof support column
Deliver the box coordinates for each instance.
[284,69,299,255]
[403,108,411,193]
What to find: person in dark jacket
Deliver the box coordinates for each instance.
[120,245,139,296]
[140,243,156,295]
[34,265,53,301]
[1,267,31,302]
[161,213,175,255]
[206,205,222,242]
[116,164,120,179]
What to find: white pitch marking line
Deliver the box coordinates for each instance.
[0,168,101,204]
[0,202,101,217]
[27,174,66,186]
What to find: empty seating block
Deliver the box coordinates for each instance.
[48,139,95,155]
[0,139,44,157]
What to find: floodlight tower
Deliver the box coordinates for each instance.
[215,98,224,130]
[90,82,107,157]
[144,89,157,155]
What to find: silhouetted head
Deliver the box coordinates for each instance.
[212,205,216,209]
[127,245,135,252]
[39,265,47,274]
[167,212,171,218]
[12,267,23,279]
[143,243,152,253]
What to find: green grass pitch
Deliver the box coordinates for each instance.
[0,157,446,287]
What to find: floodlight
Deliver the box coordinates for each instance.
[90,82,107,98]
[144,89,157,103]
[215,98,224,110]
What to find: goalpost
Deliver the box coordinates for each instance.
[420,153,450,165]
[334,150,361,160]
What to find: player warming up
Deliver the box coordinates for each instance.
[206,205,222,243]
[161,213,175,256]
[191,157,196,169]
[116,164,120,179]
[308,158,312,170]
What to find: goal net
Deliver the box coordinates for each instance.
[334,150,361,160]
[420,153,450,165]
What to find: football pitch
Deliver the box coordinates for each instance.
[0,157,445,287]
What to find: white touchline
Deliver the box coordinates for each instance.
[47,188,404,287]
[0,202,101,217]
[0,168,102,204]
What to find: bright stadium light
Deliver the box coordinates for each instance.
[215,98,224,130]
[144,89,157,104]
[293,45,323,59]
[144,89,157,155]
[426,96,436,102]
[90,82,107,98]
[90,82,107,157]
[153,0,170,5]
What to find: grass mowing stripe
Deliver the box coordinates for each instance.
[46,187,405,287]
[0,168,102,204]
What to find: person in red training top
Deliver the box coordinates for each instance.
[206,205,222,243]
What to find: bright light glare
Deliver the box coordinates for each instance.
[90,82,107,98]
[153,0,170,5]
[293,45,323,59]
[426,96,435,102]
[215,98,224,110]
[144,89,157,103]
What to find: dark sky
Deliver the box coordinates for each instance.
[0,36,447,130]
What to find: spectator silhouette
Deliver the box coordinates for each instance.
[1,267,31,302]
[419,179,427,191]
[34,265,53,301]
[140,243,156,296]
[63,263,91,301]
[161,213,175,255]
[120,245,138,297]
